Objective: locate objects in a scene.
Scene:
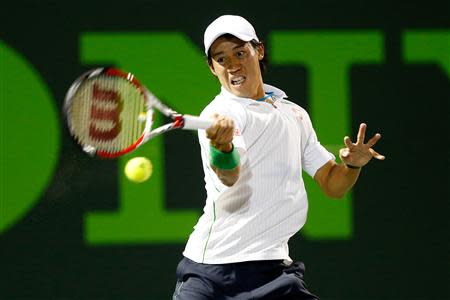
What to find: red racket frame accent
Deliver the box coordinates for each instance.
[96,134,146,158]
[104,68,145,95]
[172,115,184,128]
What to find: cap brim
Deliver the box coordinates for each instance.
[205,32,258,56]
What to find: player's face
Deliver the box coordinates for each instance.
[209,36,265,100]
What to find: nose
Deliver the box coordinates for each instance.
[227,56,241,72]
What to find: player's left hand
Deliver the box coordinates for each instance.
[339,123,385,168]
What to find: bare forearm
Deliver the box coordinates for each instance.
[314,123,385,199]
[321,162,361,199]
[212,165,240,186]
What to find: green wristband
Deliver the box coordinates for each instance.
[210,144,240,170]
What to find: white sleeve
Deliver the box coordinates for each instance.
[301,111,335,178]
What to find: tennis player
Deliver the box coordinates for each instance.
[173,15,385,300]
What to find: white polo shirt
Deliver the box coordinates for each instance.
[183,84,334,264]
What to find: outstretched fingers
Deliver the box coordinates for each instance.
[370,148,385,160]
[344,136,354,149]
[366,133,381,148]
[356,123,366,144]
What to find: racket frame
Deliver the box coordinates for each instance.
[65,67,212,159]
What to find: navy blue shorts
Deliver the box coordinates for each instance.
[173,257,319,300]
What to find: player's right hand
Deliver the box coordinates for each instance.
[206,113,235,152]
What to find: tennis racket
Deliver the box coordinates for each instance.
[64,67,212,158]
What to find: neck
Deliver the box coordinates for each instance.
[250,81,265,100]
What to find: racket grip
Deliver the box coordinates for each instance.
[183,115,213,130]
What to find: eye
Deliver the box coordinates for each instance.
[236,51,245,57]
[216,57,225,64]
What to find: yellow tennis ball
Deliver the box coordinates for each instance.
[124,157,153,183]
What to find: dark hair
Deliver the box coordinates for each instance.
[207,34,268,73]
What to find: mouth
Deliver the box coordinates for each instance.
[231,75,246,86]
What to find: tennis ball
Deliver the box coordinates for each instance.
[124,157,153,183]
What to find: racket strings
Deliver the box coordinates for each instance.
[69,76,147,154]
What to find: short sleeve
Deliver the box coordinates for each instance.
[301,111,335,177]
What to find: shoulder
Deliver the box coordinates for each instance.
[280,98,307,111]
[280,99,311,119]
[279,99,315,135]
[200,95,247,126]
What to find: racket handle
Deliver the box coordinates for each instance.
[183,115,213,130]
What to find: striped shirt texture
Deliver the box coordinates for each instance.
[183,84,334,264]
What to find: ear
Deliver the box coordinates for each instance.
[257,43,265,60]
[208,61,218,77]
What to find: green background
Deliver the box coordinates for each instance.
[1,0,449,299]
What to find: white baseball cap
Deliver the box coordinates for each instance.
[204,15,259,56]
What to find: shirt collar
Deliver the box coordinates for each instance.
[219,84,288,103]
